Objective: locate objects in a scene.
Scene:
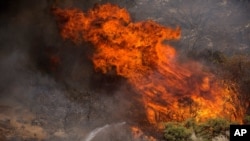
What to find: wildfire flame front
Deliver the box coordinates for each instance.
[53,3,244,125]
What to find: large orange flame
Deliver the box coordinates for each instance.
[53,3,244,124]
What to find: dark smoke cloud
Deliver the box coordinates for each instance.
[0,0,138,140]
[0,0,249,141]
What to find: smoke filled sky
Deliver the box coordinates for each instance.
[0,0,249,141]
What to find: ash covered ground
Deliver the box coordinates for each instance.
[0,0,249,141]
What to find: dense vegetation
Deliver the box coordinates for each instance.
[164,117,243,141]
[163,50,250,141]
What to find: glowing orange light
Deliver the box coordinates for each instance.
[53,3,244,124]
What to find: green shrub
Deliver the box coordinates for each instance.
[164,122,192,141]
[243,115,250,124]
[194,118,230,141]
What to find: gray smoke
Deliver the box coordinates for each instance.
[0,0,249,141]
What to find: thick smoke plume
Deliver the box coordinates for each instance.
[0,0,249,141]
